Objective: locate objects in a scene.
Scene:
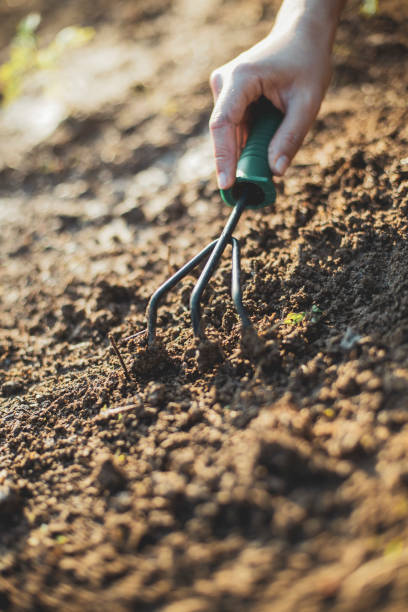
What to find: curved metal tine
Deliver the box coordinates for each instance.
[190,187,249,337]
[231,237,251,329]
[147,239,218,346]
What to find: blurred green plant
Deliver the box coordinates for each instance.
[361,0,378,16]
[0,13,39,105]
[0,12,94,106]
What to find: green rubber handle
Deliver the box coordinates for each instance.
[220,96,283,209]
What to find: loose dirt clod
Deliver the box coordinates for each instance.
[195,338,224,371]
[0,483,22,522]
[1,380,25,397]
[94,454,127,494]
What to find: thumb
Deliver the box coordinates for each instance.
[268,95,317,176]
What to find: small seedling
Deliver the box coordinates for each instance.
[310,305,323,323]
[284,312,306,325]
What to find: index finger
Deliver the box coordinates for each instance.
[209,103,237,190]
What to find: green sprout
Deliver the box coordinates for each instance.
[284,312,306,325]
[283,305,323,326]
[310,305,323,324]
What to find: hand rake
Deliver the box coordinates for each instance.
[146,96,283,346]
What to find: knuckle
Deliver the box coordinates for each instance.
[213,140,231,157]
[209,112,229,131]
[213,142,233,162]
[230,61,253,83]
[214,154,229,165]
[210,69,222,87]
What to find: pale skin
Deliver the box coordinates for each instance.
[209,0,348,190]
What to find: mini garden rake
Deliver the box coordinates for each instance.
[146,97,283,346]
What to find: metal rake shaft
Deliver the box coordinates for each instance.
[146,189,251,345]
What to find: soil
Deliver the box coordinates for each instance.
[1,1,408,610]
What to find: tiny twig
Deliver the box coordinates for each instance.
[167,245,172,277]
[108,333,131,381]
[94,403,139,420]
[123,329,147,342]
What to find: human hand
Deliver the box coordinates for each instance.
[209,0,346,190]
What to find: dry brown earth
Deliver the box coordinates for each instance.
[1,1,408,610]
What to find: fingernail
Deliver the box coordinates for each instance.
[218,172,228,190]
[274,155,289,176]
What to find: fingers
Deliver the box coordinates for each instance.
[209,65,260,190]
[210,61,321,184]
[209,109,237,190]
[268,93,318,176]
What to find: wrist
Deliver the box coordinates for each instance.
[273,0,346,49]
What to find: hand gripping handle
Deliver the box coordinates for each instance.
[220,96,283,210]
